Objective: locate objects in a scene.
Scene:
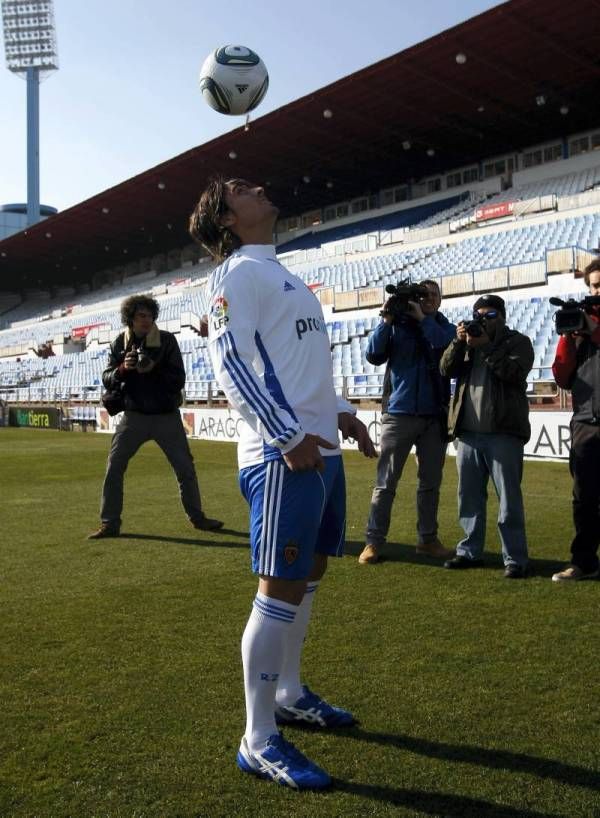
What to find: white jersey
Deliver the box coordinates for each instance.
[206,244,354,469]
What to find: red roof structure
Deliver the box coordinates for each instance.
[2,0,600,286]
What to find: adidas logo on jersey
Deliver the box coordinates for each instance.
[284,281,295,292]
[235,84,249,94]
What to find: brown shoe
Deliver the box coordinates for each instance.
[416,538,453,559]
[358,544,379,564]
[87,523,120,540]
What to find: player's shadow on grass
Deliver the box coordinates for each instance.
[331,779,552,817]
[344,540,565,576]
[339,727,600,792]
[118,528,249,548]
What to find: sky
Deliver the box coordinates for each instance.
[0,0,502,212]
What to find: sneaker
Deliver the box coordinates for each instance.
[416,537,453,559]
[444,555,485,569]
[236,733,331,790]
[275,685,355,728]
[504,564,531,579]
[87,523,120,540]
[552,564,599,582]
[191,513,224,532]
[358,544,378,564]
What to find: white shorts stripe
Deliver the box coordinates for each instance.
[269,463,284,576]
[259,460,284,575]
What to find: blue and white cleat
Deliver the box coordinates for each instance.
[275,685,356,728]
[236,733,331,790]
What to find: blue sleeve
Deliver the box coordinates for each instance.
[420,313,456,349]
[365,321,393,366]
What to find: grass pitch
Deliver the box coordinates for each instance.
[0,428,598,818]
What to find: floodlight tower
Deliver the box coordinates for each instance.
[2,0,58,227]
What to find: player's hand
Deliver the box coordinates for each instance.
[338,412,377,458]
[123,351,138,370]
[406,300,425,322]
[283,433,336,472]
[456,322,468,342]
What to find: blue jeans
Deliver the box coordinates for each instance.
[456,432,528,567]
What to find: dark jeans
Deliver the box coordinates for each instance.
[569,420,600,573]
[100,410,204,527]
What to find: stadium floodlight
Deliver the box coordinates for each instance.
[2,0,59,226]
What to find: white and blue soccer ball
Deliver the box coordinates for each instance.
[199,45,269,116]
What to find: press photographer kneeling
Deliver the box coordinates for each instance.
[359,278,456,564]
[551,259,600,582]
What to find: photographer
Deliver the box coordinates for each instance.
[440,294,533,578]
[88,294,222,538]
[551,259,600,582]
[359,279,456,564]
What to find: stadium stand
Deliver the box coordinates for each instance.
[1,142,599,414]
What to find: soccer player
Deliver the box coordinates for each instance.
[189,178,376,790]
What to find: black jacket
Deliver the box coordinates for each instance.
[102,329,185,414]
[440,325,534,442]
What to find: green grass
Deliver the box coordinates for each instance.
[0,428,599,818]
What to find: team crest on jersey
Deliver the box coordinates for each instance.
[283,280,295,292]
[284,540,300,564]
[211,295,229,331]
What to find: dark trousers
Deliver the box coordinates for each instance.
[570,420,600,573]
[366,413,447,546]
[100,410,204,527]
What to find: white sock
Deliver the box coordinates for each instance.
[241,591,298,753]
[276,581,319,707]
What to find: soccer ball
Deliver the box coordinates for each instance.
[199,45,269,116]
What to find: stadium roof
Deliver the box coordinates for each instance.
[2,0,600,287]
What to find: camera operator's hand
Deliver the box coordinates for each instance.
[123,350,138,370]
[581,313,596,334]
[406,300,425,322]
[456,322,468,343]
[381,299,395,325]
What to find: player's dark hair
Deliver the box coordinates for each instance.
[120,294,160,327]
[189,176,242,262]
[583,257,600,285]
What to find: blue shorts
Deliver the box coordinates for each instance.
[239,455,346,579]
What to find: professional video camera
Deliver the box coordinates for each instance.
[549,295,600,334]
[380,277,430,323]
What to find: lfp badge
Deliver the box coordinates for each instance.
[211,295,229,332]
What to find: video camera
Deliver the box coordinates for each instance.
[549,295,600,334]
[380,277,430,323]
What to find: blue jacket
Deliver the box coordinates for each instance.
[366,313,456,415]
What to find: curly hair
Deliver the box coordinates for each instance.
[120,294,160,327]
[584,257,600,285]
[188,176,242,262]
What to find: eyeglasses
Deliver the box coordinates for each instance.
[474,309,499,320]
